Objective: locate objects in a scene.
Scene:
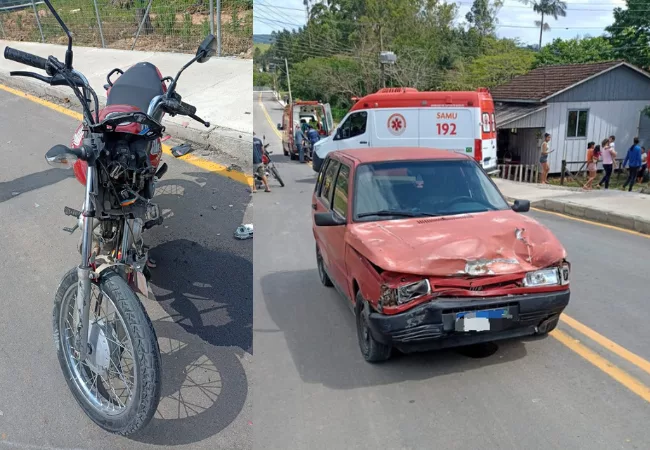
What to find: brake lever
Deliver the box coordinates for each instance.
[9,71,52,83]
[189,113,210,128]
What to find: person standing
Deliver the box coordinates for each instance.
[584,142,599,190]
[307,125,320,160]
[599,137,616,189]
[622,137,642,192]
[539,133,553,184]
[294,124,306,163]
[638,147,647,183]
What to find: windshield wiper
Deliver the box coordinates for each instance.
[357,210,440,218]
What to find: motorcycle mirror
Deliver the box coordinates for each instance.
[197,34,217,63]
[43,0,73,69]
[45,144,77,169]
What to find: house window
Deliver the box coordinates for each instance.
[567,110,588,138]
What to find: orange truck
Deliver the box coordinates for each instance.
[277,100,335,160]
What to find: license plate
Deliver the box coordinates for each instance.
[455,308,510,332]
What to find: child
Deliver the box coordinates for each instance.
[584,142,599,190]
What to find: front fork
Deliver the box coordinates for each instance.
[75,164,97,361]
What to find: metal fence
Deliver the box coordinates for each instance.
[0,0,252,57]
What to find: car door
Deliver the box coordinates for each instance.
[313,157,340,274]
[323,103,334,136]
[327,160,352,296]
[334,111,371,151]
[312,156,352,291]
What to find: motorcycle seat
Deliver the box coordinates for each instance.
[106,62,164,114]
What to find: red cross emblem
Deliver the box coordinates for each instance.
[387,113,406,135]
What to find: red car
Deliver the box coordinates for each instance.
[312,148,570,362]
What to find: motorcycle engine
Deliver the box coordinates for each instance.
[97,138,155,214]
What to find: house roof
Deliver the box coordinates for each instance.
[490,60,650,102]
[495,103,548,128]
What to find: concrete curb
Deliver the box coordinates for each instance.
[504,194,650,235]
[0,73,252,166]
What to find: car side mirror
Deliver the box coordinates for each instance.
[314,211,346,226]
[511,199,530,213]
[333,129,341,141]
[196,34,217,63]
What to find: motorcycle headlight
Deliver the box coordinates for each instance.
[523,263,570,287]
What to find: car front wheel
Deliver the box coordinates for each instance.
[356,292,391,363]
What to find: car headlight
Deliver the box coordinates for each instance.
[523,263,570,287]
[380,279,432,308]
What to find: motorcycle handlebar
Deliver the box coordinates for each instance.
[178,100,197,116]
[4,47,48,72]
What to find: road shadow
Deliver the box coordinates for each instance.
[128,170,251,445]
[0,168,73,203]
[260,269,530,390]
[295,176,317,184]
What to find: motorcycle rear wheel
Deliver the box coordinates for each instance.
[52,267,162,435]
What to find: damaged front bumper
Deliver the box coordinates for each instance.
[366,290,570,353]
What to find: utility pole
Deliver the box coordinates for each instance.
[285,58,293,104]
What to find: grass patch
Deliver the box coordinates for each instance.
[0,0,252,56]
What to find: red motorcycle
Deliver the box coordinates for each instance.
[4,0,215,435]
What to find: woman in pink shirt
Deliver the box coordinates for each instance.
[598,137,616,189]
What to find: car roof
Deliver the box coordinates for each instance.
[332,147,472,164]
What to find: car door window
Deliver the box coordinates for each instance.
[332,164,351,219]
[339,112,367,139]
[320,160,340,208]
[315,157,330,194]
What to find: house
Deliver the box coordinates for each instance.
[490,60,650,173]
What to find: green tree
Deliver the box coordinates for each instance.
[534,37,614,67]
[465,0,503,37]
[520,0,568,50]
[607,0,650,69]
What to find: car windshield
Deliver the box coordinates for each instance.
[353,159,510,221]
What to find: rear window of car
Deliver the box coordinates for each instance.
[353,159,509,221]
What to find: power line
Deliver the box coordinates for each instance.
[254,0,650,14]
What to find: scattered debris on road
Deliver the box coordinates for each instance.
[171,143,193,157]
[234,224,253,240]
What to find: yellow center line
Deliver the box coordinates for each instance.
[551,329,650,403]
[258,91,283,139]
[1,83,252,186]
[530,206,650,239]
[560,314,650,376]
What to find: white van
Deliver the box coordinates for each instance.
[312,88,498,174]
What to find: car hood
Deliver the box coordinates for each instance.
[347,210,567,277]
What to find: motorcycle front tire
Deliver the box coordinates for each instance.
[271,167,285,187]
[52,267,162,436]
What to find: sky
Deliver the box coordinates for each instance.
[253,0,628,47]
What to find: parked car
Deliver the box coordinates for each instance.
[312,147,571,362]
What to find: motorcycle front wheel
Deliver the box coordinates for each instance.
[271,166,285,187]
[52,267,162,435]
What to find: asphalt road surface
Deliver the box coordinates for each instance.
[253,92,650,450]
[0,88,252,449]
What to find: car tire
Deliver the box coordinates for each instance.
[316,245,333,287]
[536,315,560,335]
[356,292,391,363]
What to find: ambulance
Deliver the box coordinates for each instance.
[277,100,335,159]
[311,87,498,174]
